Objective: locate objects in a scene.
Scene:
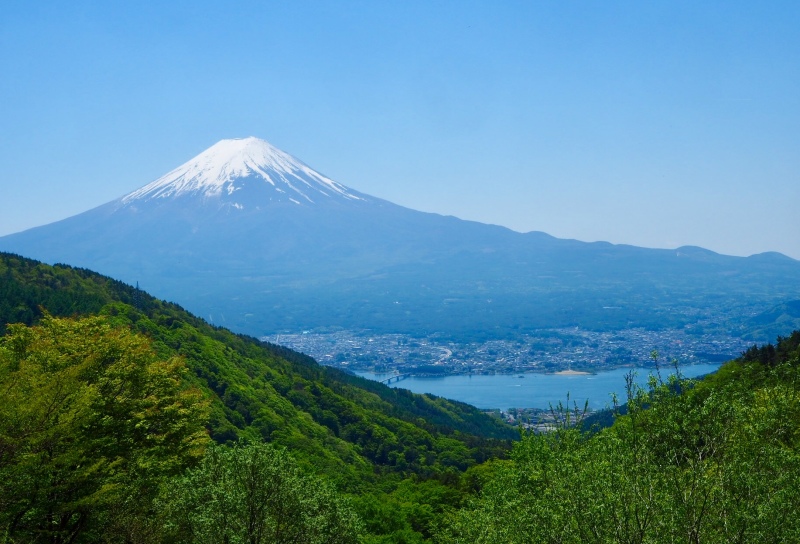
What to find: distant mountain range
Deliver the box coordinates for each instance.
[2,137,799,341]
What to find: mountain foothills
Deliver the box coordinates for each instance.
[2,253,800,543]
[1,137,798,342]
[0,253,514,542]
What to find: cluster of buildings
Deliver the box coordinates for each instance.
[271,325,751,375]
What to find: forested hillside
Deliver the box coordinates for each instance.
[3,251,798,543]
[0,252,514,542]
[440,333,800,543]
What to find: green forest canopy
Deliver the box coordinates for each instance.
[1,251,799,543]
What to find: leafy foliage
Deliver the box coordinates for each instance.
[163,442,362,544]
[439,344,800,543]
[0,252,515,542]
[0,315,209,543]
[0,252,514,472]
[9,251,797,543]
[740,329,800,367]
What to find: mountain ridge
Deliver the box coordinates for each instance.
[1,137,799,341]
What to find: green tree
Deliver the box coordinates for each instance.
[164,442,362,544]
[0,314,209,543]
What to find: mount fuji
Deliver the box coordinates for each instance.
[121,137,367,206]
[2,137,799,340]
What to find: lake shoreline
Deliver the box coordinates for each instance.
[354,363,723,410]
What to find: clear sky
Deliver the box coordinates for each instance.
[1,1,798,258]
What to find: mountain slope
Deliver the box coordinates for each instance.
[0,252,515,489]
[742,300,800,342]
[1,138,799,339]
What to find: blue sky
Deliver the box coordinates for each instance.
[2,1,798,258]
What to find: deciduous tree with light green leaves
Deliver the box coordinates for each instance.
[0,314,209,543]
[163,441,362,544]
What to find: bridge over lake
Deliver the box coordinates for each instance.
[379,374,410,385]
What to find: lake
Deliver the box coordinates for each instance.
[355,363,722,410]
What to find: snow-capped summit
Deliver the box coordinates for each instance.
[121,137,364,206]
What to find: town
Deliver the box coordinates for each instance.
[269,325,751,376]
